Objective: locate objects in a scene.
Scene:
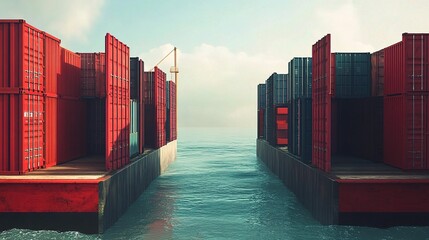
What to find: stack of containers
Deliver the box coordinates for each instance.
[312,34,382,172]
[0,20,47,174]
[383,33,429,170]
[144,67,167,149]
[166,81,177,142]
[257,84,266,139]
[265,73,288,146]
[166,81,171,141]
[287,57,312,163]
[130,57,142,157]
[276,107,288,145]
[78,52,106,156]
[56,48,88,164]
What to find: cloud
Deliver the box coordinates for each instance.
[0,0,104,42]
[314,1,374,52]
[140,44,287,128]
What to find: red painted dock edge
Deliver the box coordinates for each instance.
[337,179,429,213]
[0,179,99,213]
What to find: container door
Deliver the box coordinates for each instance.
[105,33,130,171]
[312,34,332,172]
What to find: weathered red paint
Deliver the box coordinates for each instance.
[0,182,98,212]
[384,93,429,170]
[338,179,429,213]
[312,34,332,172]
[0,20,45,93]
[384,33,429,95]
[105,33,130,170]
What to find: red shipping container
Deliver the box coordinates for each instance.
[276,106,288,146]
[312,34,333,172]
[0,93,45,174]
[154,67,167,148]
[60,48,81,98]
[384,93,429,170]
[138,59,145,153]
[0,20,45,93]
[45,96,57,167]
[169,81,177,142]
[79,52,105,98]
[371,50,384,96]
[384,33,429,95]
[44,33,61,95]
[105,33,130,171]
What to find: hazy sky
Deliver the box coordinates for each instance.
[1,0,429,128]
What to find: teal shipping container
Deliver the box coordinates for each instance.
[288,57,312,100]
[130,99,139,157]
[335,53,371,98]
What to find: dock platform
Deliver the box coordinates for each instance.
[0,140,177,234]
[257,139,429,227]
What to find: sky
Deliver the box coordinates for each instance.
[1,0,429,128]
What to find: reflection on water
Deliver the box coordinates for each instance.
[1,127,429,239]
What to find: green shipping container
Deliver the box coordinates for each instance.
[335,53,371,98]
[130,99,139,157]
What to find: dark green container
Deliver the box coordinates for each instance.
[335,53,371,98]
[288,57,312,100]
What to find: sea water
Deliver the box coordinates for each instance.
[1,127,429,239]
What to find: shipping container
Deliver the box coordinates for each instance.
[384,93,428,169]
[59,48,81,98]
[170,81,177,141]
[258,84,266,110]
[105,33,130,170]
[79,52,105,98]
[371,50,384,96]
[44,33,61,95]
[144,67,167,148]
[45,96,57,167]
[0,93,45,174]
[130,57,140,100]
[258,109,265,139]
[334,53,371,98]
[265,73,288,146]
[288,57,312,100]
[0,20,45,93]
[276,107,288,146]
[288,99,299,155]
[312,34,332,172]
[299,98,312,163]
[384,33,429,95]
[130,99,139,157]
[138,59,145,153]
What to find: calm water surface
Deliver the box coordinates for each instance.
[1,127,429,239]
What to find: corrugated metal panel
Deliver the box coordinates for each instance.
[276,106,288,146]
[105,33,130,171]
[265,73,288,145]
[258,109,265,139]
[257,84,266,110]
[170,81,177,141]
[130,57,139,100]
[312,34,332,172]
[138,59,145,153]
[0,20,45,93]
[384,93,428,169]
[334,53,371,98]
[371,50,384,96]
[44,34,61,95]
[300,98,312,163]
[288,57,312,100]
[60,48,81,98]
[384,33,429,95]
[0,93,45,174]
[45,96,57,167]
[79,53,105,98]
